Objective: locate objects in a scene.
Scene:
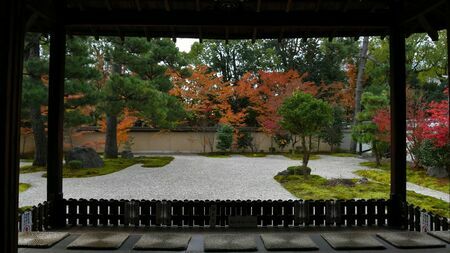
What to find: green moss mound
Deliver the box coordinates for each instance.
[275,174,449,218]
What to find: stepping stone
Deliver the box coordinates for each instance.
[260,233,318,251]
[204,234,257,252]
[134,234,191,250]
[18,232,69,248]
[428,231,450,244]
[377,232,446,249]
[321,232,385,250]
[67,232,129,249]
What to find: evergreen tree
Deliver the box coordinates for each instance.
[22,34,48,166]
[101,38,187,158]
[352,92,390,166]
[216,125,234,152]
[64,37,101,147]
[320,106,345,152]
[279,92,332,167]
[22,35,100,164]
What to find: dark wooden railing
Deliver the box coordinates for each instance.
[406,203,449,231]
[18,199,448,232]
[18,201,52,231]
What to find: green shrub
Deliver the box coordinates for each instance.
[67,160,83,170]
[237,131,254,151]
[287,166,311,175]
[417,140,450,170]
[320,106,345,152]
[216,125,234,152]
[274,133,290,152]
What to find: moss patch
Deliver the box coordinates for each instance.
[283,153,320,161]
[200,152,231,158]
[201,152,267,158]
[359,161,390,170]
[20,165,46,174]
[19,183,31,193]
[358,162,449,193]
[275,174,449,218]
[329,152,357,157]
[137,156,174,168]
[242,153,267,158]
[18,206,33,214]
[37,156,175,178]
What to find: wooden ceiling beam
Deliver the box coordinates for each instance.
[225,27,229,44]
[196,0,201,11]
[104,0,112,11]
[143,27,150,41]
[76,1,84,11]
[135,0,141,11]
[64,10,392,28]
[403,0,445,24]
[286,0,292,13]
[198,27,203,43]
[418,15,439,41]
[164,0,171,11]
[315,0,322,12]
[117,27,124,41]
[26,4,54,22]
[342,0,351,12]
[278,28,284,43]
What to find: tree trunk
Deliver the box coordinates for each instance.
[301,136,309,167]
[350,36,370,152]
[104,114,118,158]
[30,106,47,166]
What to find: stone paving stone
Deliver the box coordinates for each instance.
[66,232,129,249]
[428,231,450,244]
[204,234,257,251]
[377,232,446,249]
[133,233,191,250]
[260,233,318,251]
[321,232,385,250]
[18,232,69,248]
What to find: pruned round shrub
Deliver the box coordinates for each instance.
[67,160,83,170]
[287,166,311,175]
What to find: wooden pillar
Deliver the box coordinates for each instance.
[0,0,25,252]
[389,0,407,228]
[47,7,66,228]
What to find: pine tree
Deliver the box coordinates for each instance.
[22,34,48,166]
[64,37,101,147]
[101,38,187,158]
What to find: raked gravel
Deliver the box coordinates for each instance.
[19,154,449,207]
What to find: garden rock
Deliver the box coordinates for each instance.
[65,147,104,168]
[121,150,134,159]
[276,170,290,176]
[357,177,369,184]
[426,166,449,178]
[326,178,355,187]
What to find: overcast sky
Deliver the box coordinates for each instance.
[176,38,197,53]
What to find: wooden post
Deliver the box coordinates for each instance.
[0,0,25,252]
[389,0,407,229]
[47,5,66,228]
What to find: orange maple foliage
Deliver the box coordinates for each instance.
[170,66,358,141]
[169,65,237,127]
[251,70,317,135]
